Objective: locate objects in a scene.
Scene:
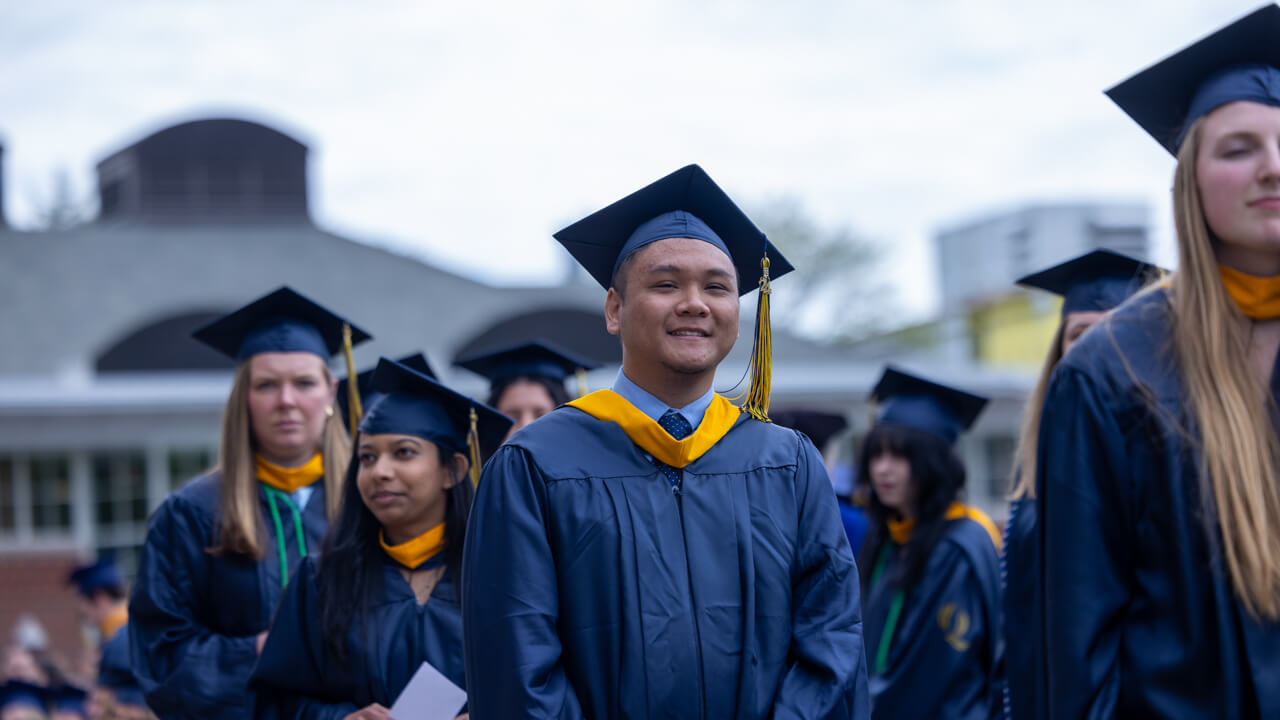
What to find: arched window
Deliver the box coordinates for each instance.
[95,311,234,373]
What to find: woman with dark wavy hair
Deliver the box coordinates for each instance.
[251,358,510,720]
[858,367,1001,720]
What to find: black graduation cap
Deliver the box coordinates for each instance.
[1,680,48,713]
[359,358,514,483]
[553,164,793,295]
[1017,249,1160,315]
[50,685,88,716]
[192,286,372,362]
[337,353,436,432]
[871,366,988,446]
[1106,4,1280,155]
[455,339,600,386]
[769,409,849,451]
[67,559,124,598]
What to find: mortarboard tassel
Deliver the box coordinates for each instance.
[740,253,773,422]
[575,368,589,399]
[467,406,482,487]
[342,323,363,433]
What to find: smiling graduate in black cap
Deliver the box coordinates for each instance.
[455,339,600,443]
[462,165,868,720]
[251,358,509,719]
[1036,4,1280,718]
[128,286,370,720]
[855,367,1001,720]
[1000,248,1159,720]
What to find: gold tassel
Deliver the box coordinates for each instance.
[740,255,773,422]
[575,368,589,399]
[342,323,363,433]
[467,406,482,487]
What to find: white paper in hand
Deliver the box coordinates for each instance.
[389,661,466,720]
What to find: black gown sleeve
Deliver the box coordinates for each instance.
[772,434,870,720]
[128,495,260,718]
[1036,366,1131,719]
[461,445,585,720]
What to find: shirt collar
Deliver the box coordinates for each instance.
[611,369,716,429]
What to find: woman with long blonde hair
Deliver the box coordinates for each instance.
[127,287,369,719]
[1000,249,1156,720]
[1038,6,1280,717]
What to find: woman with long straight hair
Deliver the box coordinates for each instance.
[1038,6,1280,717]
[128,287,370,719]
[858,367,1002,720]
[250,358,511,719]
[1000,249,1157,720]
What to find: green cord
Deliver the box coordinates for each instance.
[264,486,308,589]
[870,543,906,675]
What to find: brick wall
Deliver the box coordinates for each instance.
[0,552,88,680]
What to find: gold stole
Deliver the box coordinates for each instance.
[256,453,323,493]
[567,390,741,469]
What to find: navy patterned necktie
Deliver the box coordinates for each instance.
[657,409,693,491]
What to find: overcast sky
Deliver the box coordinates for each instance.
[0,0,1264,320]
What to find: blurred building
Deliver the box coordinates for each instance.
[843,201,1152,511]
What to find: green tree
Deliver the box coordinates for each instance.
[754,197,894,341]
[30,168,91,231]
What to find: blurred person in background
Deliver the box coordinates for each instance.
[454,339,599,444]
[858,367,1001,720]
[1,681,50,720]
[999,249,1158,720]
[1038,6,1280,716]
[2,647,47,689]
[128,287,370,719]
[67,560,128,650]
[251,358,509,719]
[93,622,151,720]
[48,686,87,720]
[771,408,869,554]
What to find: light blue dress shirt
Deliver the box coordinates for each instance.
[611,369,715,430]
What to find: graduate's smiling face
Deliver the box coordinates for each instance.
[247,352,336,466]
[1197,100,1280,275]
[605,237,740,387]
[356,434,463,543]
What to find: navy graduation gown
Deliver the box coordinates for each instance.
[863,517,1002,720]
[462,406,869,720]
[1037,288,1280,718]
[1001,495,1043,720]
[840,500,870,556]
[128,473,329,719]
[250,555,466,719]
